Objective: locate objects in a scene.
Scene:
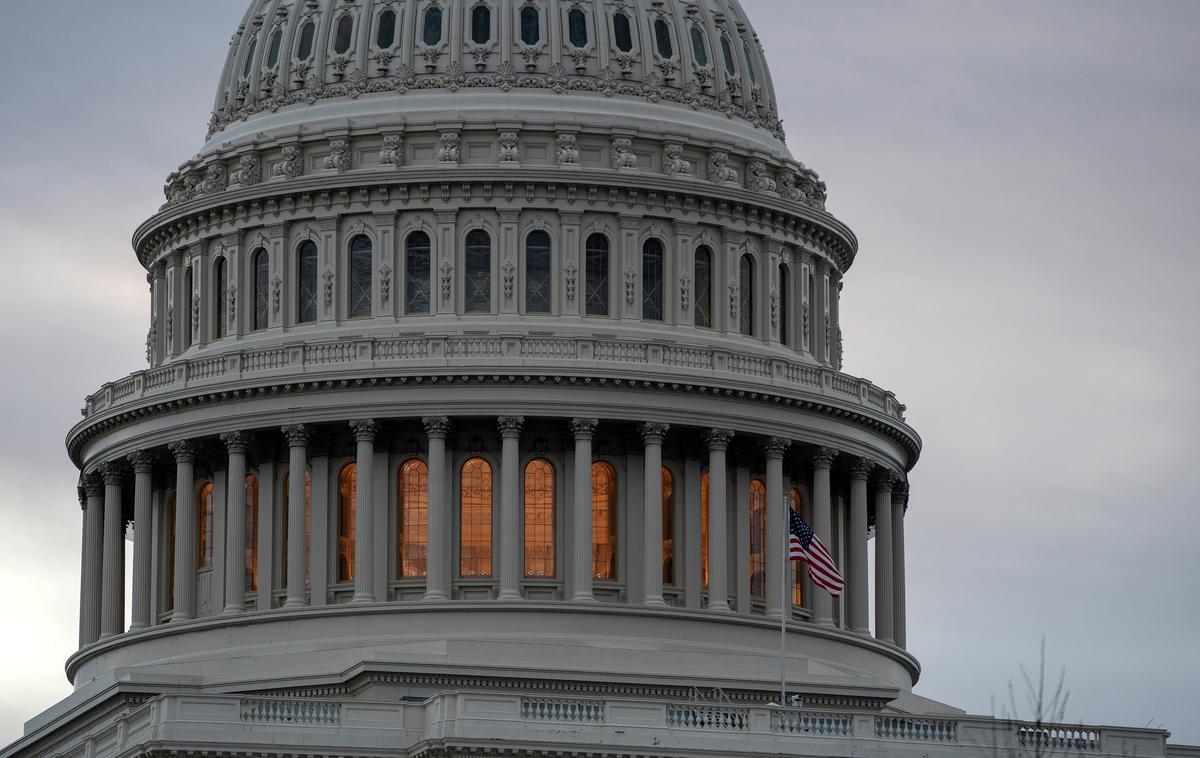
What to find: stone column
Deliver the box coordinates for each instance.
[810,447,837,626]
[79,476,104,646]
[764,437,790,619]
[893,481,909,649]
[874,470,897,643]
[281,425,309,608]
[423,416,451,601]
[847,457,872,634]
[704,429,734,612]
[128,451,155,630]
[640,423,669,607]
[100,463,126,639]
[221,432,248,614]
[169,441,196,622]
[570,418,598,603]
[350,420,379,603]
[497,416,525,601]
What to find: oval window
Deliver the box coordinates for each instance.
[242,38,257,78]
[654,18,672,59]
[297,21,316,60]
[377,9,397,48]
[471,5,491,45]
[520,6,540,46]
[423,6,443,46]
[744,41,757,83]
[568,8,587,48]
[720,35,735,73]
[690,26,708,66]
[266,28,283,68]
[613,12,633,53]
[334,14,354,54]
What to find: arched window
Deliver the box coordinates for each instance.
[397,459,429,578]
[253,248,269,330]
[197,482,215,569]
[654,18,673,58]
[789,487,804,606]
[297,241,318,323]
[524,459,555,577]
[749,479,766,597]
[739,254,755,336]
[690,26,708,66]
[744,41,758,84]
[422,6,443,46]
[242,37,258,78]
[333,14,354,54]
[376,9,398,48]
[525,230,551,313]
[214,256,227,339]
[464,229,491,313]
[613,12,633,53]
[471,5,491,45]
[460,458,493,577]
[720,36,736,74]
[182,266,194,349]
[520,5,540,45]
[405,231,432,314]
[779,263,790,346]
[337,463,356,583]
[591,461,617,580]
[244,474,259,592]
[165,492,176,612]
[348,235,372,318]
[266,28,283,68]
[281,468,312,583]
[297,21,316,60]
[642,238,664,321]
[661,466,675,586]
[700,471,709,590]
[585,233,610,316]
[567,8,588,48]
[694,245,712,328]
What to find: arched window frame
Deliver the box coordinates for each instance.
[700,470,710,590]
[336,462,357,583]
[641,237,666,322]
[347,233,373,319]
[197,481,216,570]
[403,227,434,314]
[523,228,553,314]
[693,244,713,329]
[584,232,611,317]
[739,252,756,336]
[252,248,270,331]
[213,256,228,339]
[296,239,319,324]
[462,226,494,313]
[749,478,767,597]
[396,457,430,579]
[591,459,619,581]
[522,457,556,578]
[458,455,496,578]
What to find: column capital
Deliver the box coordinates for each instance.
[349,419,380,443]
[892,481,909,506]
[570,417,599,440]
[639,422,669,445]
[874,468,899,491]
[497,416,525,439]
[83,472,105,498]
[127,450,156,474]
[167,439,196,463]
[811,446,838,469]
[763,436,790,460]
[98,461,124,486]
[219,431,249,453]
[704,428,734,451]
[281,424,311,447]
[423,415,451,439]
[848,457,875,480]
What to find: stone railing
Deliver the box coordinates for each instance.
[79,334,908,424]
[520,697,605,724]
[239,698,341,725]
[877,715,958,742]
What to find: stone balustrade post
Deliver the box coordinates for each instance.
[764,437,790,619]
[168,440,196,622]
[80,475,104,646]
[893,481,909,648]
[810,446,837,626]
[423,417,451,601]
[704,429,734,612]
[128,451,155,630]
[220,432,248,614]
[570,418,599,603]
[874,470,897,643]
[497,416,525,601]
[281,425,310,608]
[350,420,380,603]
[847,457,872,635]
[640,423,669,607]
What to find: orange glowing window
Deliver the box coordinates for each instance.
[460,458,493,577]
[700,472,710,590]
[337,463,356,582]
[244,474,259,592]
[591,461,618,580]
[197,482,215,569]
[749,479,766,597]
[281,468,312,583]
[790,486,804,607]
[661,466,675,586]
[523,459,555,577]
[397,459,429,578]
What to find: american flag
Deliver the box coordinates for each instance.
[789,509,844,596]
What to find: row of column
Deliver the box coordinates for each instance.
[77,418,907,648]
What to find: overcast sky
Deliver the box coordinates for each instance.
[1,0,1197,747]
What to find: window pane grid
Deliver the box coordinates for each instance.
[197,483,214,569]
[694,246,712,328]
[337,464,356,582]
[298,241,318,323]
[398,459,429,578]
[253,249,269,330]
[214,258,227,338]
[591,462,617,580]
[244,474,259,592]
[524,459,555,577]
[525,231,552,313]
[790,487,804,606]
[661,466,674,586]
[700,472,709,589]
[739,254,754,336]
[460,458,493,577]
[749,479,766,597]
[464,230,492,313]
[349,236,372,318]
[585,234,610,316]
[642,239,664,321]
[405,232,432,314]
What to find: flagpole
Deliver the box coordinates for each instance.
[779,496,788,707]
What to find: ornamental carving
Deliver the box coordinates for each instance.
[281,424,310,446]
[220,431,249,453]
[271,274,282,315]
[624,265,637,305]
[611,137,637,170]
[728,279,738,318]
[747,160,777,193]
[662,143,691,176]
[422,416,451,438]
[379,262,392,304]
[229,152,262,187]
[849,458,875,480]
[349,419,380,442]
[497,416,525,438]
[190,292,200,339]
[497,131,520,163]
[437,131,460,164]
[167,439,196,463]
[126,450,155,474]
[322,267,335,311]
[439,259,453,301]
[708,151,738,185]
[556,133,580,166]
[763,436,790,459]
[679,272,691,312]
[811,446,838,468]
[569,417,599,440]
[145,327,155,364]
[502,259,516,302]
[228,283,238,326]
[778,170,804,202]
[379,134,404,168]
[769,287,779,329]
[802,301,811,343]
[165,305,174,344]
[324,138,351,172]
[639,423,669,445]
[704,428,734,451]
[272,144,303,178]
[198,162,228,196]
[564,260,578,302]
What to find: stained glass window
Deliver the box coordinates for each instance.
[337,464,356,582]
[197,482,215,569]
[398,459,429,577]
[244,474,259,592]
[524,459,555,577]
[460,458,493,577]
[592,461,617,580]
[661,466,674,585]
[749,479,766,596]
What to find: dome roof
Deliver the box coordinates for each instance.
[207,0,785,149]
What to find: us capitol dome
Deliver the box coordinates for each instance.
[3,2,1184,757]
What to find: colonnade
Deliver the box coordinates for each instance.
[77,416,909,650]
